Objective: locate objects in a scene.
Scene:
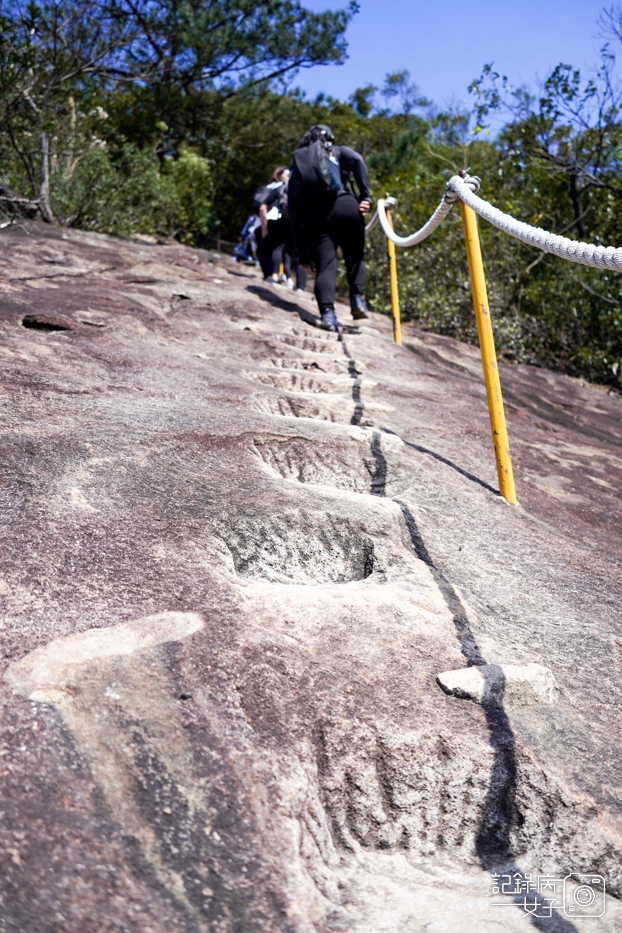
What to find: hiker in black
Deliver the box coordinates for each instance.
[289,124,372,330]
[282,239,309,293]
[255,167,290,282]
[261,174,305,289]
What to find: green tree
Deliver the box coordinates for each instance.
[0,0,136,219]
[466,34,622,385]
[0,0,357,222]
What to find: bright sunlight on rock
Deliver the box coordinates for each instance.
[1,221,621,933]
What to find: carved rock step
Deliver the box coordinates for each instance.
[250,369,377,398]
[252,392,392,425]
[265,353,366,374]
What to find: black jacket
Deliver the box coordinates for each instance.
[331,145,372,204]
[289,144,372,264]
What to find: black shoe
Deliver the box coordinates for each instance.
[350,294,370,320]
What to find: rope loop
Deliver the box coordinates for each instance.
[377,191,454,247]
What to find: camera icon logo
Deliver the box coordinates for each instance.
[563,873,606,918]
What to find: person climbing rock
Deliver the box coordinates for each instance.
[234,214,261,265]
[253,167,290,283]
[288,124,372,331]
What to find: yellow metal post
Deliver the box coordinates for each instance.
[459,201,517,505]
[385,201,402,345]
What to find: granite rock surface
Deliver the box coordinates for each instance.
[436,663,558,708]
[1,222,621,932]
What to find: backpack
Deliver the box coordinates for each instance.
[289,140,342,204]
[251,183,279,215]
[276,182,289,220]
[240,214,257,239]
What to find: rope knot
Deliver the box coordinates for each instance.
[446,173,481,203]
[463,174,481,194]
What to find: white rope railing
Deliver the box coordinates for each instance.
[449,175,622,271]
[379,173,622,272]
[377,191,458,246]
[365,208,379,233]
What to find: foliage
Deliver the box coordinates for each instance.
[0,0,353,220]
[51,143,177,235]
[110,0,358,90]
[168,146,213,242]
[49,139,212,239]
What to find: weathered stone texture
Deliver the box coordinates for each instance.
[0,222,621,931]
[437,663,558,708]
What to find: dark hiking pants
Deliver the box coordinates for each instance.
[307,193,366,310]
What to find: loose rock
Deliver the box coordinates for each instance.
[436,662,558,708]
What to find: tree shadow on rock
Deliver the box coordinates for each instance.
[246,284,318,325]
[247,284,363,335]
[403,439,499,496]
[377,426,499,497]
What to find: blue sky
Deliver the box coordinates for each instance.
[292,0,610,110]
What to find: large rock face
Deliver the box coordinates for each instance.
[0,222,621,932]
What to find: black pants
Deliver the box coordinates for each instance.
[308,193,366,310]
[294,263,308,291]
[258,217,289,279]
[261,219,308,290]
[280,240,308,290]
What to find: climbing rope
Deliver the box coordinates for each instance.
[378,174,622,272]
